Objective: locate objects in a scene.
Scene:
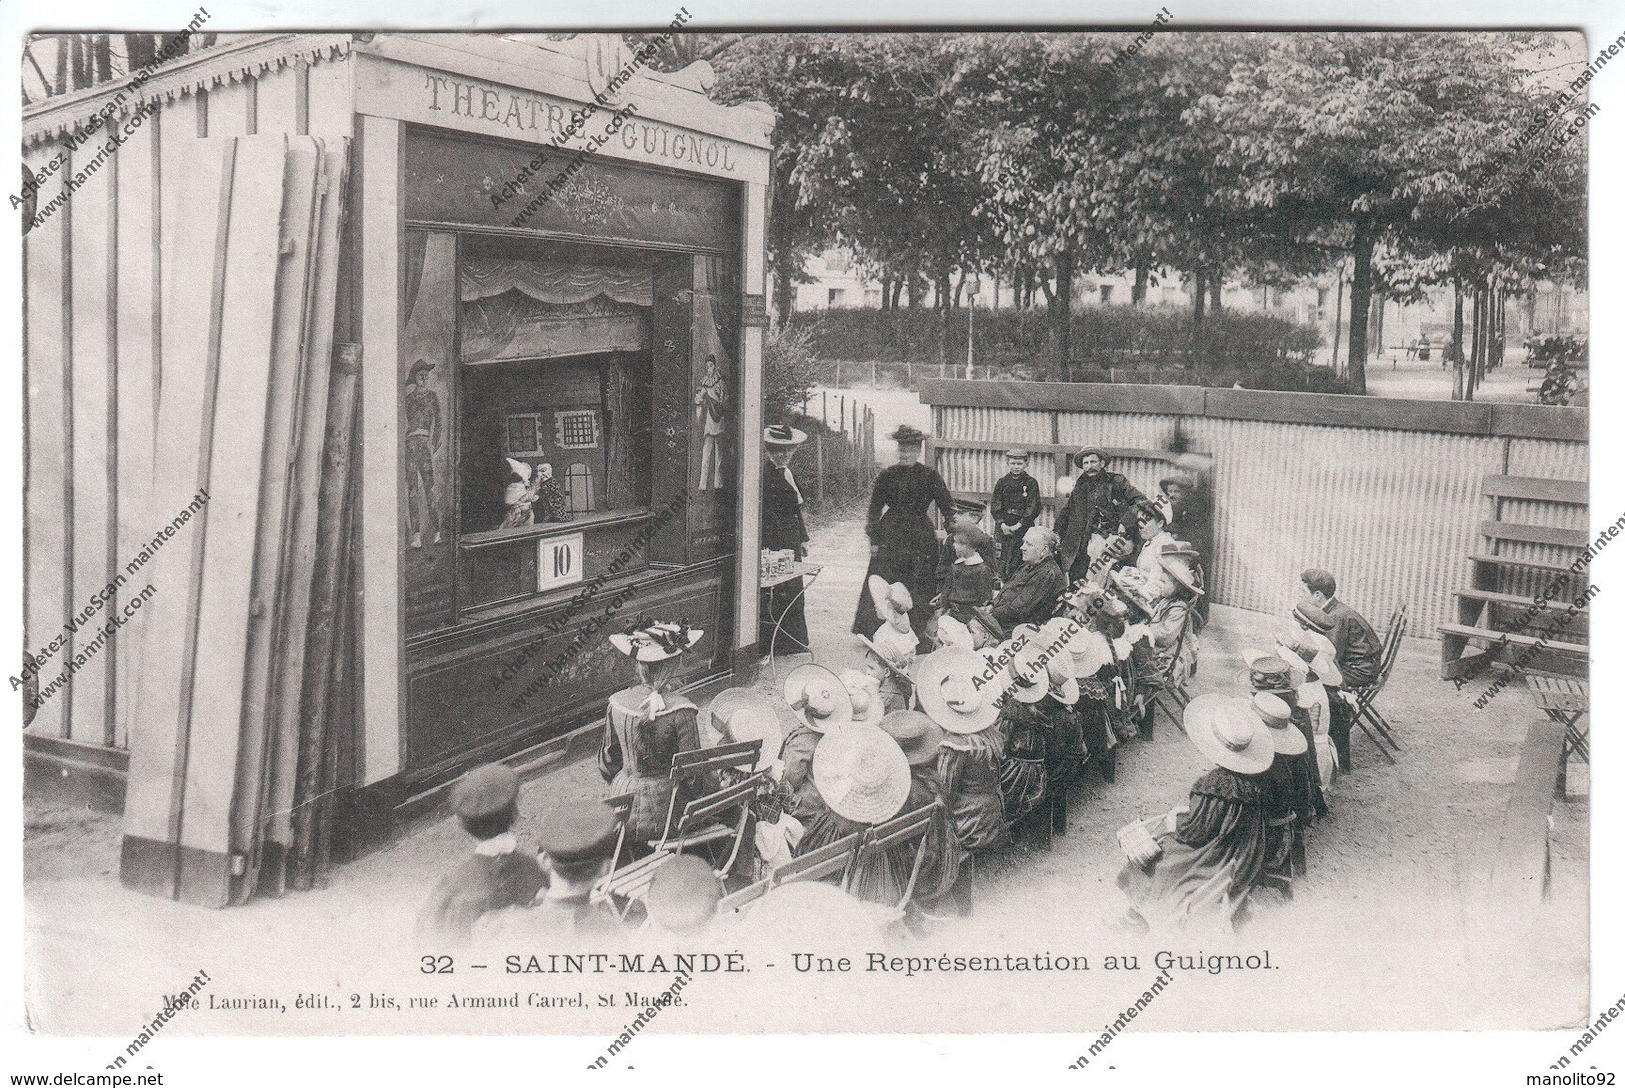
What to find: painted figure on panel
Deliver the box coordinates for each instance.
[694,352,728,491]
[404,359,444,549]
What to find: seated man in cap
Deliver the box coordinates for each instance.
[1055,446,1147,584]
[991,449,1043,582]
[416,764,546,945]
[1299,569,1383,768]
[988,526,1068,635]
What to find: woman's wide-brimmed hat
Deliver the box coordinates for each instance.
[840,668,887,725]
[812,723,912,824]
[609,619,704,663]
[879,709,946,766]
[1251,692,1306,756]
[868,575,914,629]
[889,423,928,446]
[1066,623,1115,679]
[783,663,854,733]
[763,423,808,447]
[1240,653,1297,695]
[913,648,1005,734]
[1159,470,1197,491]
[1183,693,1275,775]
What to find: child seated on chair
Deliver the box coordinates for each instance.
[934,530,997,641]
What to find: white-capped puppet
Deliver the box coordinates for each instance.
[501,457,542,529]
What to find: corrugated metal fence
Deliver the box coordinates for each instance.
[922,380,1588,637]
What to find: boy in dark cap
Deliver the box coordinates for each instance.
[991,449,1043,581]
[415,764,545,944]
[526,801,625,940]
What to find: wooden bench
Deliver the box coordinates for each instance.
[1486,721,1566,918]
[1443,475,1588,680]
[1438,622,1588,681]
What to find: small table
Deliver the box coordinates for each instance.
[1524,675,1588,798]
[760,562,822,681]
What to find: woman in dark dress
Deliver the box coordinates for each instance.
[759,424,812,655]
[853,424,953,643]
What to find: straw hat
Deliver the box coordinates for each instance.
[1158,548,1205,598]
[763,423,808,447]
[913,648,1005,734]
[722,707,783,770]
[1292,600,1335,635]
[1002,639,1053,704]
[934,614,976,652]
[1067,624,1115,678]
[840,668,887,725]
[1251,692,1306,756]
[704,687,781,736]
[1107,570,1157,620]
[608,620,704,662]
[1046,654,1080,706]
[880,710,946,766]
[1182,693,1274,775]
[812,724,912,825]
[868,575,914,629]
[783,663,853,733]
[1240,653,1297,695]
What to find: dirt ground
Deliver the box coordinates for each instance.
[23,513,1587,1037]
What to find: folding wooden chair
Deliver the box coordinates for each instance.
[598,766,766,921]
[772,830,862,889]
[1345,605,1407,761]
[847,802,942,918]
[1149,620,1196,738]
[716,877,771,914]
[648,740,763,852]
[654,771,770,876]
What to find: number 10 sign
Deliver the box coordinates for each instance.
[537,533,585,592]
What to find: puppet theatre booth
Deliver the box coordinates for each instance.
[20,33,774,906]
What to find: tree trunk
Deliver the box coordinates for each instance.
[93,34,113,83]
[1450,275,1466,401]
[772,258,795,331]
[936,271,952,311]
[70,36,92,92]
[125,33,156,74]
[1192,269,1207,327]
[1345,222,1375,395]
[953,270,966,309]
[1368,290,1385,355]
[1208,277,1221,314]
[890,278,904,310]
[1051,251,1075,380]
[53,35,68,95]
[1330,265,1345,374]
[1132,261,1149,306]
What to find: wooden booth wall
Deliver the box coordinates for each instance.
[921,380,1588,637]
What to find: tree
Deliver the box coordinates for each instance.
[1190,32,1584,394]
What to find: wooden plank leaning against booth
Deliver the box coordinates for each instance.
[918,379,1587,637]
[119,136,351,906]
